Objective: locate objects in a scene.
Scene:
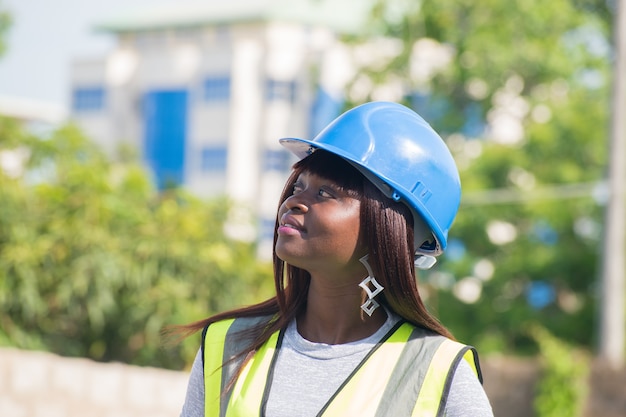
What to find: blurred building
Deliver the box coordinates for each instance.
[0,95,67,134]
[69,0,372,252]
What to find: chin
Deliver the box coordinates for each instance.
[275,249,307,270]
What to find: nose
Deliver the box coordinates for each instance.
[283,192,309,212]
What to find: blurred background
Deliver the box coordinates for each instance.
[0,0,625,416]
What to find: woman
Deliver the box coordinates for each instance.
[180,102,493,416]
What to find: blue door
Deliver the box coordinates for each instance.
[143,89,188,190]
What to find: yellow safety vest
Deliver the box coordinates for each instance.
[202,316,482,417]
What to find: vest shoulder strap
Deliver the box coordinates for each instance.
[320,322,481,417]
[202,315,275,417]
[412,338,481,417]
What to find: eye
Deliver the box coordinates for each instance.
[292,181,304,195]
[318,187,334,198]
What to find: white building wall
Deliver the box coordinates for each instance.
[186,103,230,197]
[70,18,352,249]
[105,47,142,156]
[70,59,117,155]
[186,37,233,198]
[226,26,264,204]
[223,25,265,241]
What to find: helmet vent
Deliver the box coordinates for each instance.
[411,181,432,203]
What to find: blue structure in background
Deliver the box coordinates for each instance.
[526,280,556,309]
[72,86,106,112]
[309,88,343,138]
[143,90,188,189]
[444,238,467,262]
[411,92,486,138]
[532,220,559,245]
[410,92,450,129]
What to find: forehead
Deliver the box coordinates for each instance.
[295,170,357,194]
[296,170,331,182]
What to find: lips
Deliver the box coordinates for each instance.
[279,214,305,232]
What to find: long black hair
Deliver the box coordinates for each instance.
[175,149,453,390]
[272,150,453,338]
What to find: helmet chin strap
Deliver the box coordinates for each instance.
[414,254,437,270]
[413,214,437,270]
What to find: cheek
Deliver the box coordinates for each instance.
[277,201,288,218]
[329,206,363,246]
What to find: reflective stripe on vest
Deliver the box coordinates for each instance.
[203,318,481,417]
[204,318,235,417]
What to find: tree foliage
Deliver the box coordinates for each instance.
[0,0,617,369]
[0,0,10,57]
[0,118,273,369]
[530,325,589,417]
[350,0,614,353]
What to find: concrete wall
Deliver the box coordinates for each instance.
[0,348,189,417]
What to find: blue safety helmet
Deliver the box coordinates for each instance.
[279,101,461,267]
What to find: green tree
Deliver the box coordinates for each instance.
[0,119,273,369]
[350,0,612,353]
[0,1,10,56]
[530,325,589,417]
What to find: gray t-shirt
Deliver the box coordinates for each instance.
[180,314,493,417]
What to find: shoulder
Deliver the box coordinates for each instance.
[401,322,449,345]
[201,314,277,368]
[445,360,494,416]
[203,314,275,338]
[398,323,483,382]
[202,315,276,351]
[401,324,475,358]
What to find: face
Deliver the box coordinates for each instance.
[275,170,367,276]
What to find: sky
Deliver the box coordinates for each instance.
[0,0,174,113]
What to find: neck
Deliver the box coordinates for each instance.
[297,275,387,344]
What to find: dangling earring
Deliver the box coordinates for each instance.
[358,255,384,316]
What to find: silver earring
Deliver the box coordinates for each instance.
[358,255,384,316]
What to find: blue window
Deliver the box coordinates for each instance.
[201,146,227,171]
[72,87,106,112]
[263,149,291,172]
[266,79,297,103]
[143,89,188,190]
[203,77,231,101]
